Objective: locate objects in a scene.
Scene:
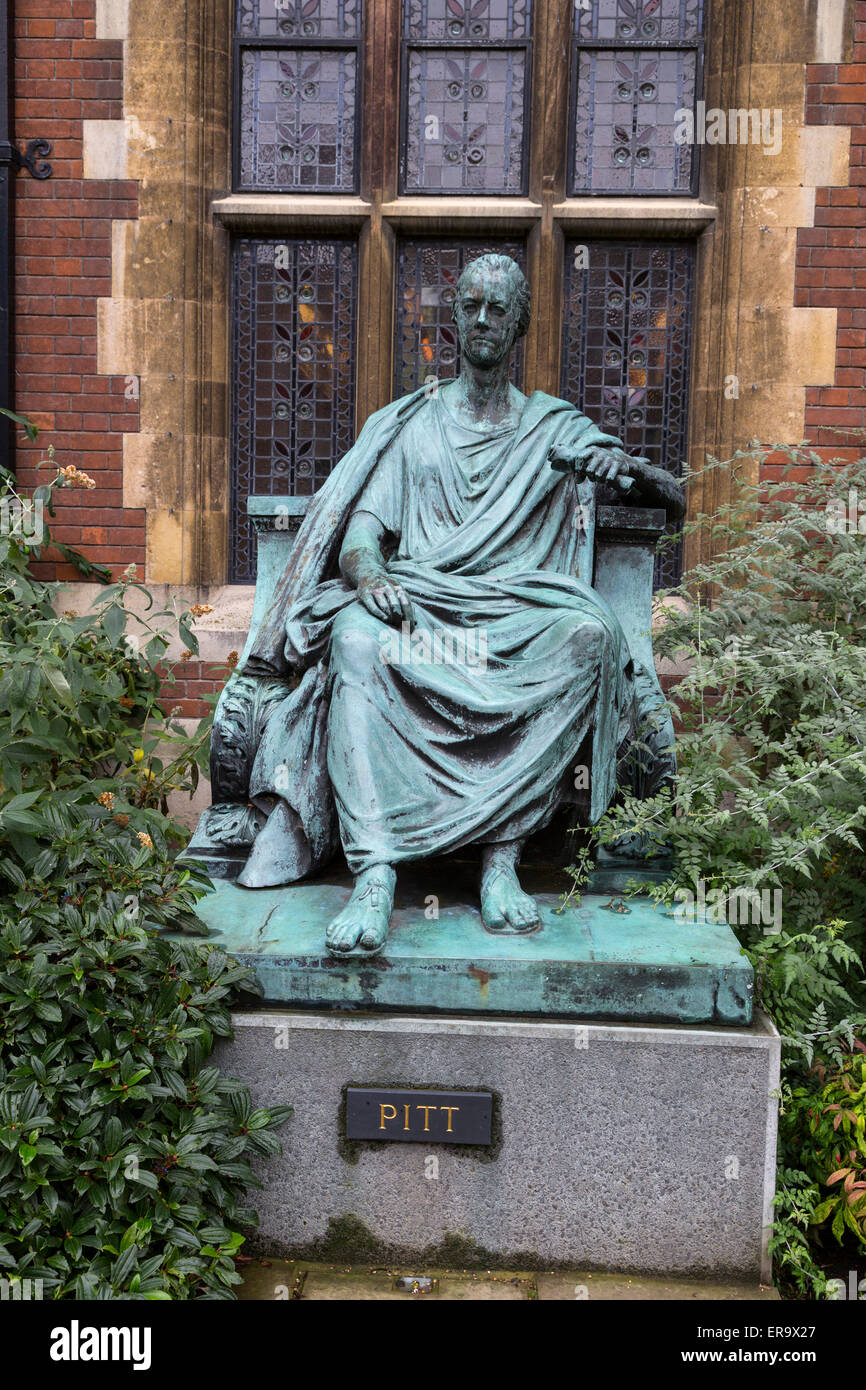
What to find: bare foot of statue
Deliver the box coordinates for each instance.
[326,865,397,956]
[480,841,542,935]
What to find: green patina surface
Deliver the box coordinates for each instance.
[184,866,753,1025]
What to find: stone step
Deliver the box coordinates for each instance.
[238,1260,781,1302]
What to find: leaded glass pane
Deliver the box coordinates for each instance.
[239,48,358,190]
[574,0,703,44]
[561,240,694,588]
[404,0,531,41]
[570,0,704,195]
[231,238,357,582]
[403,47,527,193]
[238,0,361,38]
[572,48,696,193]
[395,238,525,396]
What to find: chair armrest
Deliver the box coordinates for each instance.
[594,505,666,677]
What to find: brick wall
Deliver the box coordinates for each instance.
[11,0,143,581]
[795,0,866,454]
[159,659,237,721]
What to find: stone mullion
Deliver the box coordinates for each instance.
[190,0,232,588]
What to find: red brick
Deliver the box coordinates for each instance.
[816,208,863,225]
[798,228,827,245]
[828,187,861,205]
[821,84,866,104]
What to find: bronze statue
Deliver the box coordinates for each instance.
[205,255,683,956]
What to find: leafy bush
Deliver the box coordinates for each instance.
[0,456,216,857]
[0,821,290,1299]
[803,1053,866,1243]
[584,447,866,1294]
[0,443,290,1298]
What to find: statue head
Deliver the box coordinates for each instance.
[451,254,531,370]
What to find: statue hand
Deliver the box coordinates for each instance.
[549,443,640,493]
[580,445,636,488]
[357,572,415,628]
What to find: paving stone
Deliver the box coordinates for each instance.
[300,1265,533,1300]
[239,1259,782,1301]
[238,1260,533,1299]
[237,1259,302,1300]
[536,1272,781,1301]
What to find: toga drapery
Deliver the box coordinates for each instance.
[243,386,638,878]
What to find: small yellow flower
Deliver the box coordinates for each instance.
[179,649,194,663]
[137,832,153,848]
[226,650,239,671]
[132,748,145,763]
[59,464,96,490]
[189,603,213,619]
[98,791,115,809]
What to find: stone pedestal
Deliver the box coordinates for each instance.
[216,1009,779,1281]
[190,869,753,1025]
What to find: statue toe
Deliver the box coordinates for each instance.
[359,925,386,951]
[482,907,507,931]
[326,916,362,952]
[512,894,541,928]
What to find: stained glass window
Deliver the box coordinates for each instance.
[394,238,526,395]
[230,237,357,582]
[400,1,532,195]
[569,0,705,195]
[561,239,694,587]
[235,0,362,192]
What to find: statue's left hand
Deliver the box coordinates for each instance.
[549,443,645,491]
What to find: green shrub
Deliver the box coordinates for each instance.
[0,818,291,1299]
[803,1053,866,1243]
[0,455,216,853]
[0,440,291,1299]
[583,447,866,1293]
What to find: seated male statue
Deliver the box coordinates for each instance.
[233,253,684,956]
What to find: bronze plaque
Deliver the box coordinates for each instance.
[345,1087,493,1144]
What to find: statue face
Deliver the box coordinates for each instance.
[453,268,521,370]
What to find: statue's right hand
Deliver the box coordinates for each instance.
[357,573,415,628]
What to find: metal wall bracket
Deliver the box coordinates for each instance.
[0,138,52,179]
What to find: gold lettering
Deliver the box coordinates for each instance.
[416,1104,438,1132]
[379,1103,397,1130]
[403,1104,411,1132]
[440,1106,460,1133]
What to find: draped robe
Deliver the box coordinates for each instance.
[245,387,638,878]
